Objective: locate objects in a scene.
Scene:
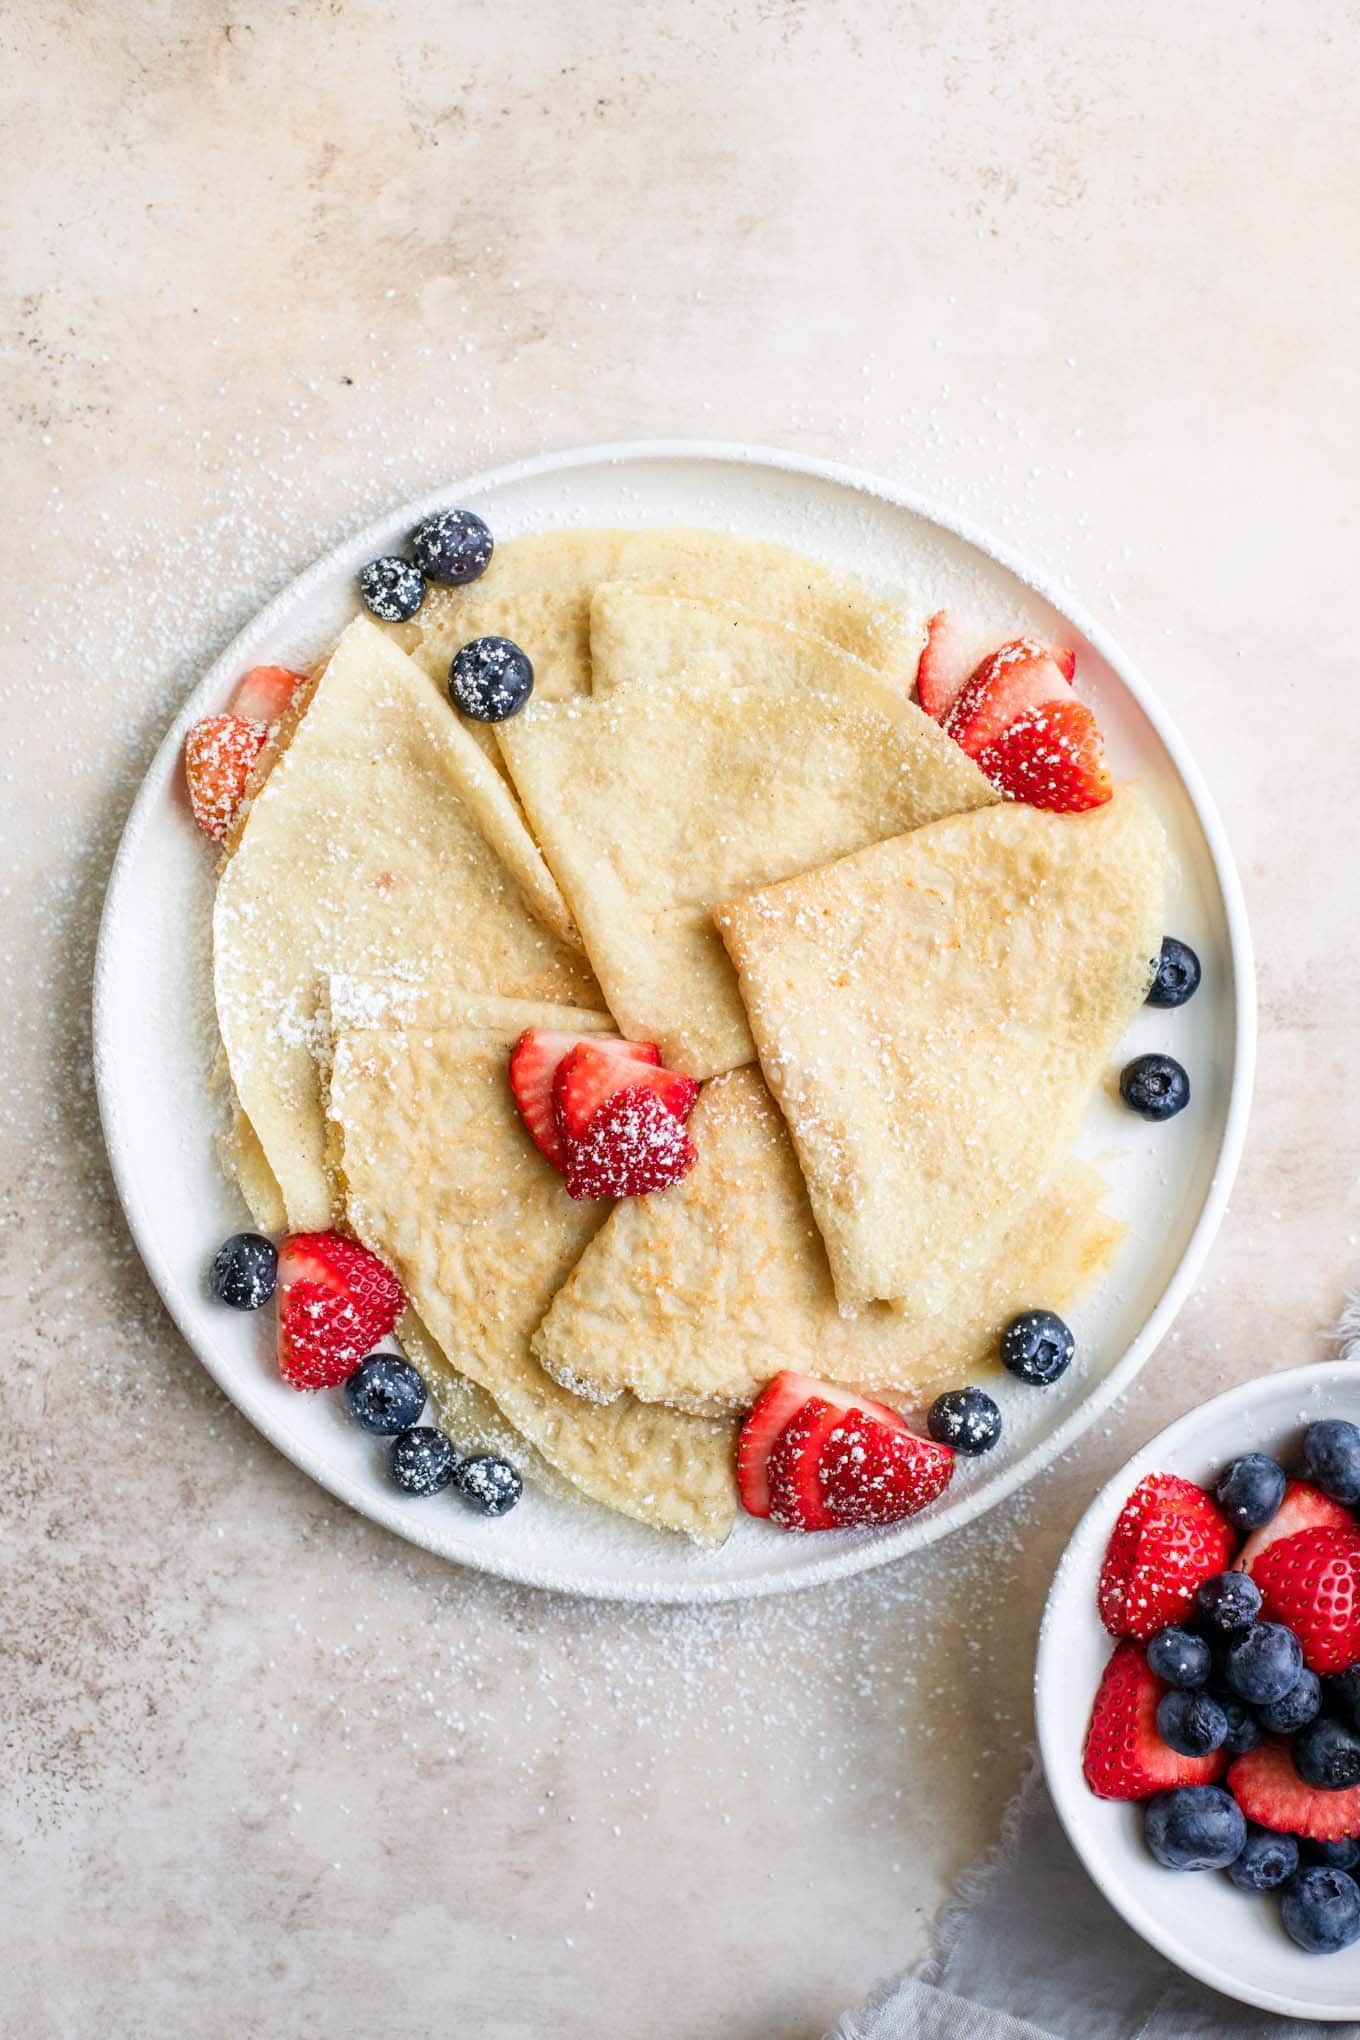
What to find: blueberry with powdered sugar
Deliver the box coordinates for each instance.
[455,1453,523,1517]
[409,506,494,586]
[449,635,534,722]
[359,554,426,623]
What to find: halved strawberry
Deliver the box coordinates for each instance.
[1229,1739,1360,1842]
[943,637,1072,758]
[228,664,308,724]
[1254,1526,1360,1673]
[276,1232,404,1390]
[737,1371,908,1520]
[977,698,1113,813]
[817,1407,954,1528]
[1098,1472,1236,1640]
[508,1028,660,1171]
[184,713,268,842]
[562,1088,697,1201]
[1238,1481,1355,1576]
[1083,1639,1227,1800]
[915,612,994,721]
[553,1042,697,1145]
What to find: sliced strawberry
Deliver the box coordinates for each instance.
[1083,1639,1227,1800]
[977,698,1113,813]
[562,1088,697,1201]
[228,664,308,725]
[184,713,268,842]
[915,612,992,721]
[1238,1482,1355,1576]
[553,1042,698,1145]
[943,638,1071,758]
[767,1397,844,1530]
[817,1408,953,1528]
[1051,645,1078,683]
[737,1371,908,1520]
[1229,1740,1360,1842]
[1254,1526,1360,1674]
[508,1028,660,1171]
[276,1232,404,1390]
[1098,1473,1236,1640]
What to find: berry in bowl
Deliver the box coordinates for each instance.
[1038,1363,1360,2019]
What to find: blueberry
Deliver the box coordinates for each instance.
[1223,1622,1304,1705]
[1214,1453,1287,1535]
[1325,1668,1360,1732]
[1217,1694,1263,1756]
[1120,1052,1191,1122]
[1227,1822,1299,1892]
[1281,1865,1360,1954]
[1144,1785,1245,1872]
[390,1426,458,1496]
[1147,1627,1212,1690]
[209,1232,277,1310]
[1195,1570,1262,1638]
[345,1354,426,1435]
[1258,1668,1323,1735]
[1146,936,1202,1009]
[358,555,426,623]
[1306,1837,1360,1871]
[1294,1716,1360,1790]
[449,636,534,723]
[455,1454,523,1518]
[409,507,493,586]
[1302,1419,1360,1504]
[1156,1689,1228,1757]
[999,1309,1074,1386]
[926,1387,1002,1455]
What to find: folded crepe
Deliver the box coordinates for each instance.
[213,616,600,1232]
[327,1019,739,1544]
[716,787,1166,1315]
[533,1068,1124,1411]
[498,650,996,1077]
[586,584,912,700]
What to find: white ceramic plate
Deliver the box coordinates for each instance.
[1037,1363,1360,2021]
[93,439,1254,1603]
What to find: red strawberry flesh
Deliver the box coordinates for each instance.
[276,1232,404,1391]
[184,713,267,842]
[562,1087,697,1201]
[1083,1639,1226,1800]
[737,1370,907,1520]
[1253,1525,1360,1673]
[1229,1739,1360,1842]
[553,1042,698,1145]
[818,1408,954,1528]
[767,1396,844,1530]
[1097,1472,1236,1640]
[977,698,1112,814]
[1238,1481,1355,1576]
[228,664,307,724]
[508,1028,660,1171]
[944,637,1072,758]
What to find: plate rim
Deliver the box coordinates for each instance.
[92,436,1257,1603]
[1035,1360,1360,2021]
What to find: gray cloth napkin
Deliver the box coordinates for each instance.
[829,1759,1360,2040]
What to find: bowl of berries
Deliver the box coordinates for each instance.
[1037,1361,1360,2021]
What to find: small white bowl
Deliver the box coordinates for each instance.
[1037,1360,1360,2022]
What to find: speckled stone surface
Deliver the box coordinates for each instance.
[5,4,1360,2035]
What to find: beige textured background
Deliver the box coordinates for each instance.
[5,3,1360,2035]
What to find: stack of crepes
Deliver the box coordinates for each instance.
[213,528,1167,1546]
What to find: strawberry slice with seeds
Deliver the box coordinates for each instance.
[1238,1481,1355,1577]
[228,664,308,725]
[1097,1472,1236,1640]
[977,698,1113,813]
[276,1232,404,1390]
[767,1397,845,1529]
[1229,1739,1360,1842]
[184,712,268,842]
[553,1042,698,1145]
[508,1028,660,1172]
[1254,1526,1360,1673]
[915,612,998,722]
[562,1088,697,1201]
[1083,1639,1227,1800]
[817,1408,954,1528]
[944,637,1072,758]
[736,1370,907,1520]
